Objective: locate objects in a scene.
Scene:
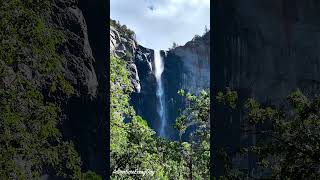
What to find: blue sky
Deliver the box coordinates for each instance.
[111,0,210,50]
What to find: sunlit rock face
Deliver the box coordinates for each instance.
[110,18,210,140]
[168,32,210,94]
[213,0,320,177]
[110,25,141,93]
[162,32,210,139]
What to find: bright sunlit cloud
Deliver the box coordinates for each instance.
[111,0,210,50]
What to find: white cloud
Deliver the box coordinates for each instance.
[111,0,210,50]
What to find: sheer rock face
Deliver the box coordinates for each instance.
[53,0,98,98]
[109,23,159,134]
[213,0,320,103]
[130,33,210,140]
[213,0,320,177]
[168,32,210,94]
[51,0,106,177]
[161,32,210,139]
[131,46,158,133]
[109,23,210,139]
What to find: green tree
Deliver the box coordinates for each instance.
[204,25,209,34]
[0,1,99,179]
[110,55,161,179]
[218,89,320,179]
[175,89,210,179]
[110,21,212,179]
[110,55,200,180]
[244,89,320,179]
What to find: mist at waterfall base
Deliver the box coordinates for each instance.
[154,50,167,137]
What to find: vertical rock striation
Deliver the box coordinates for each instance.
[213,0,320,177]
[162,32,210,139]
[53,0,98,98]
[53,0,107,177]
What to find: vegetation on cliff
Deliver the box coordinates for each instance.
[111,45,320,179]
[217,90,320,179]
[110,54,210,179]
[0,0,100,179]
[110,19,135,40]
[244,90,320,179]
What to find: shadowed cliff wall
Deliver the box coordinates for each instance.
[213,0,320,177]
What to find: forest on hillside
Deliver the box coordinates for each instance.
[110,48,320,179]
[110,54,210,179]
[0,1,102,179]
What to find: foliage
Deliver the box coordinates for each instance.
[216,89,238,109]
[111,55,162,179]
[0,73,82,179]
[168,42,179,50]
[172,42,178,48]
[220,89,320,179]
[81,171,102,180]
[110,55,132,166]
[204,25,209,34]
[0,0,98,179]
[175,89,211,179]
[244,89,320,179]
[110,55,211,179]
[192,34,201,41]
[125,50,133,61]
[110,19,135,40]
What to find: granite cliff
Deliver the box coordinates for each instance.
[0,0,106,178]
[61,0,107,178]
[110,21,210,139]
[213,0,320,177]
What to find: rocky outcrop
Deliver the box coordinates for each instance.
[110,25,142,92]
[110,26,136,59]
[109,21,159,134]
[52,0,98,98]
[52,0,106,178]
[212,0,320,177]
[131,46,157,131]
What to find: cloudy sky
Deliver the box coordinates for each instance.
[111,0,210,50]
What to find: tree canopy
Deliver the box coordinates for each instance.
[217,89,320,179]
[110,55,211,179]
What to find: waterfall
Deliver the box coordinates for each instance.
[154,50,167,137]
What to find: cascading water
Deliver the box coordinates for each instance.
[154,50,167,137]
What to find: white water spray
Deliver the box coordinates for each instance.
[154,50,166,137]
